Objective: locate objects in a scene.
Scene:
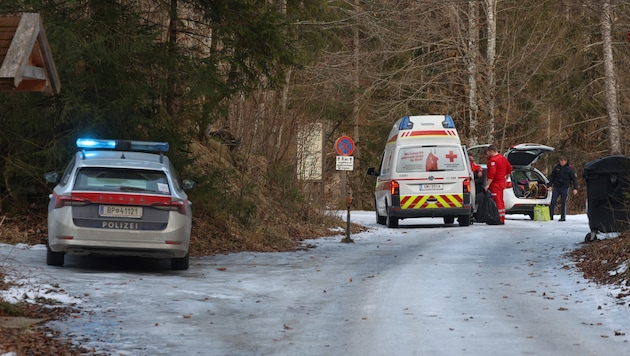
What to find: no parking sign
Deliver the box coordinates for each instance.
[335,136,355,156]
[335,136,355,171]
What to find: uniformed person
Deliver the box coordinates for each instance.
[548,156,578,221]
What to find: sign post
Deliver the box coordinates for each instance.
[343,192,354,243]
[335,136,355,243]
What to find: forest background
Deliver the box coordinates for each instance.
[1,0,630,254]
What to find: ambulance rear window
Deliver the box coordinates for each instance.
[397,146,465,173]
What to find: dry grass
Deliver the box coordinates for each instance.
[568,232,630,299]
[0,214,48,246]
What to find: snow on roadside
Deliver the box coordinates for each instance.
[0,243,83,306]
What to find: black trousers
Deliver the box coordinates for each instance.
[549,186,569,219]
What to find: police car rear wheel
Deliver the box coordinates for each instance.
[171,251,190,270]
[46,244,65,267]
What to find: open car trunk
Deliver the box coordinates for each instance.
[510,170,549,199]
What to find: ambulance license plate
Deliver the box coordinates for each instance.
[419,184,443,191]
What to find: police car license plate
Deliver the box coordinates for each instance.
[99,205,143,218]
[419,184,443,191]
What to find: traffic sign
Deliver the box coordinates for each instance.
[335,136,355,156]
[336,156,354,171]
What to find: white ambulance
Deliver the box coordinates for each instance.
[367,115,476,228]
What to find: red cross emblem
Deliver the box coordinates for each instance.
[446,150,458,162]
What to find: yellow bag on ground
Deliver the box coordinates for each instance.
[533,205,550,221]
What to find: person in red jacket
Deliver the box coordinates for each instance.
[484,144,513,224]
[469,153,484,194]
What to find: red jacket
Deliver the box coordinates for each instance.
[470,161,482,176]
[487,154,512,188]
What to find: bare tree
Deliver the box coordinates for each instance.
[467,0,480,145]
[484,0,498,142]
[601,0,621,154]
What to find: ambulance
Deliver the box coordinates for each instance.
[367,115,475,228]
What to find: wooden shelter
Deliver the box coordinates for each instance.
[0,13,60,94]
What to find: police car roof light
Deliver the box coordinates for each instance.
[76,138,116,150]
[76,138,169,152]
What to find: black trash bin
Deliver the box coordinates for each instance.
[583,155,630,242]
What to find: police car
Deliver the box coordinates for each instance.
[45,138,195,270]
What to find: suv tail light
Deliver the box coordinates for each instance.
[390,180,399,195]
[151,200,188,215]
[506,181,513,188]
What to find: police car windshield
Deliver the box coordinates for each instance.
[74,168,170,195]
[396,146,465,173]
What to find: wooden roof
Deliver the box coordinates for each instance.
[0,13,60,94]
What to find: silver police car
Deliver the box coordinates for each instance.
[45,138,195,270]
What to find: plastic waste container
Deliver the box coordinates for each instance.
[583,155,630,242]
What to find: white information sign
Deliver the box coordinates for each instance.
[336,156,354,171]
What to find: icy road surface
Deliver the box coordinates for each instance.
[1,212,629,355]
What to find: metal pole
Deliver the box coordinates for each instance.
[342,192,354,243]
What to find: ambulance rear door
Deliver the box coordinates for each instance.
[390,144,473,225]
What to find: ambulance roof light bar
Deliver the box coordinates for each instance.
[442,115,455,128]
[398,115,456,130]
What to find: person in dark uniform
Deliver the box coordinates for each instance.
[548,156,579,221]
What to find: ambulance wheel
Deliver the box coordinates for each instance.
[458,214,471,227]
[376,202,387,225]
[386,206,399,228]
[443,216,455,224]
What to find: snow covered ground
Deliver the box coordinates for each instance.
[1,212,628,355]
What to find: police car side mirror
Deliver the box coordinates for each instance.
[182,179,196,190]
[44,172,60,184]
[367,167,379,176]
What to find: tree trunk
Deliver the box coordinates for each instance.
[484,0,497,143]
[601,0,621,155]
[351,0,362,208]
[166,0,178,117]
[467,0,479,145]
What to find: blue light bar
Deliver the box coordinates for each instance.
[76,138,116,149]
[442,115,455,128]
[129,141,169,152]
[399,116,413,130]
[76,138,169,152]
